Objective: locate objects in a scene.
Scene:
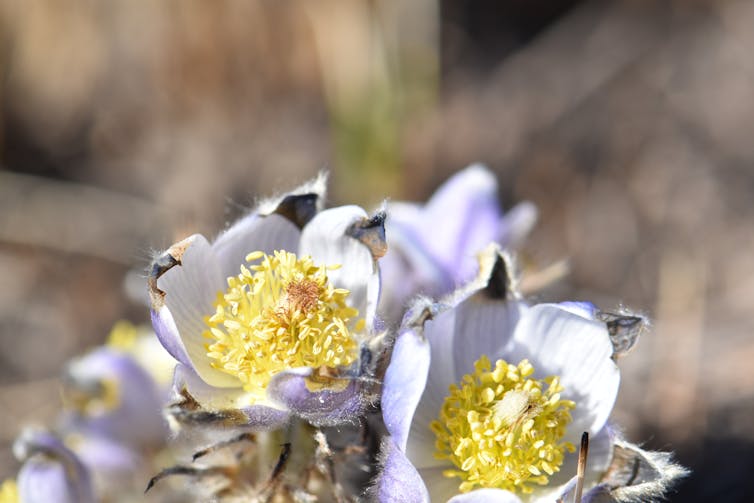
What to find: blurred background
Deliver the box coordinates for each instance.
[0,0,752,500]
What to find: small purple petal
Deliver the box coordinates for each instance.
[155,235,238,388]
[266,367,371,426]
[496,200,538,248]
[405,164,501,283]
[150,306,192,369]
[382,327,430,451]
[62,347,167,449]
[374,437,430,503]
[15,429,95,503]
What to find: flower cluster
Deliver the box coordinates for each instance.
[3,166,688,502]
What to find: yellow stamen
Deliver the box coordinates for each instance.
[431,356,575,494]
[204,250,360,398]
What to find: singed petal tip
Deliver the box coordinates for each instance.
[443,244,519,306]
[256,171,327,220]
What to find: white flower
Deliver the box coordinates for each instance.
[148,175,385,427]
[377,246,620,502]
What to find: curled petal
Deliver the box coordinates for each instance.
[300,206,383,327]
[14,429,95,503]
[382,324,430,451]
[151,235,237,388]
[150,306,191,370]
[266,367,374,426]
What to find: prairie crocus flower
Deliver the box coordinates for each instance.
[377,246,621,502]
[380,164,536,324]
[12,428,95,503]
[60,327,169,450]
[59,322,175,497]
[149,176,385,428]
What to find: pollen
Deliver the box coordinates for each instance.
[204,250,360,398]
[430,356,575,494]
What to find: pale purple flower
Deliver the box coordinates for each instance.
[376,246,620,502]
[13,428,95,503]
[60,345,167,450]
[149,176,385,428]
[380,164,536,324]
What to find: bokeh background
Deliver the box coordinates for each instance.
[1,0,752,500]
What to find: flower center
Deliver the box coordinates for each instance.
[430,356,575,494]
[204,250,360,396]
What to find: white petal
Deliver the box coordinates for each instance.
[420,164,501,280]
[299,205,378,325]
[449,489,522,503]
[419,466,464,502]
[172,364,280,411]
[452,298,527,380]
[212,213,301,281]
[407,297,527,471]
[382,327,431,451]
[507,304,619,438]
[156,234,239,388]
[408,308,457,470]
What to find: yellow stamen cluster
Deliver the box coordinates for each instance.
[431,356,575,494]
[204,250,360,396]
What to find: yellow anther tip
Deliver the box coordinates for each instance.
[433,356,574,494]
